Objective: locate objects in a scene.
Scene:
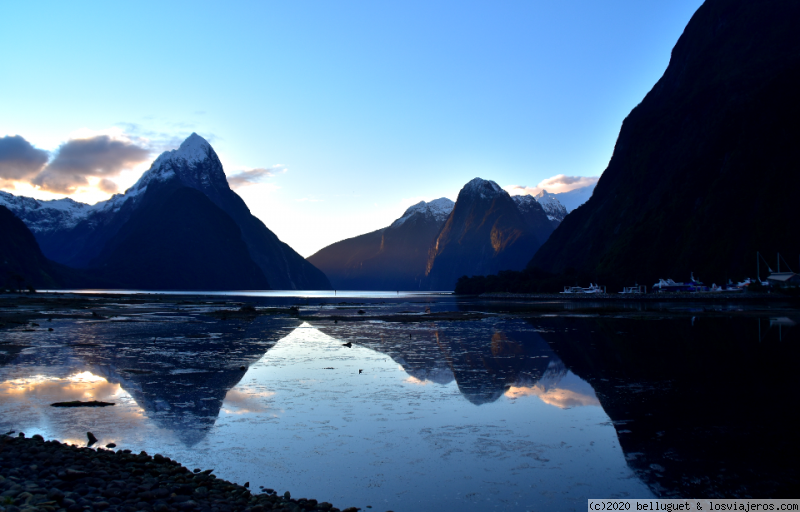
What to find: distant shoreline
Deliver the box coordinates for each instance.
[477,291,795,302]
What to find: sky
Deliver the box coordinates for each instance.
[0,0,703,257]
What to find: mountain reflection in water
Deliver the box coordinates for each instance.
[0,312,299,446]
[310,317,592,407]
[532,315,800,498]
[4,298,795,507]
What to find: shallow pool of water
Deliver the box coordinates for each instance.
[2,296,798,508]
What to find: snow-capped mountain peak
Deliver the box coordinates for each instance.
[462,178,504,199]
[144,132,213,179]
[391,197,454,228]
[166,132,211,166]
[0,190,96,233]
[123,133,226,204]
[532,189,568,222]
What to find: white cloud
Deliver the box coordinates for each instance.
[226,165,287,189]
[504,174,600,197]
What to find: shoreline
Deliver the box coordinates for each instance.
[476,291,795,302]
[0,433,364,512]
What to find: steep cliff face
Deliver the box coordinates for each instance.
[425,179,542,290]
[0,205,62,289]
[307,198,454,290]
[530,0,800,285]
[89,187,270,291]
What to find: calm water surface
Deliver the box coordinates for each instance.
[1,295,798,510]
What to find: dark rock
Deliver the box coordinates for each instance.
[87,432,98,446]
[50,400,115,408]
[47,488,65,502]
[0,433,344,512]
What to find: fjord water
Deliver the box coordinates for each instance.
[1,296,798,510]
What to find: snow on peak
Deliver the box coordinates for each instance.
[534,189,558,205]
[123,132,223,206]
[391,197,454,227]
[512,194,537,207]
[462,178,504,199]
[150,132,212,170]
[174,132,212,164]
[0,190,95,233]
[532,189,568,222]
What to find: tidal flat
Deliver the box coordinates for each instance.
[1,293,798,511]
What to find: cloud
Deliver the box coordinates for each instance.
[97,178,119,194]
[0,135,49,181]
[227,165,286,189]
[504,174,600,197]
[32,135,151,193]
[504,384,601,408]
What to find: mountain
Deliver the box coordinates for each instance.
[89,187,270,290]
[531,190,568,222]
[0,192,95,236]
[513,194,561,240]
[549,185,595,213]
[530,0,800,286]
[307,198,454,290]
[0,205,63,290]
[425,178,544,290]
[3,134,330,290]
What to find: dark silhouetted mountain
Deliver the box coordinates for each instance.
[425,178,543,290]
[89,187,270,290]
[3,134,330,290]
[538,315,800,497]
[307,198,454,290]
[531,0,800,286]
[0,205,63,290]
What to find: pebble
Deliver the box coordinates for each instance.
[0,433,366,512]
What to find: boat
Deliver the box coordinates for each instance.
[653,273,708,292]
[560,283,605,294]
[619,285,645,294]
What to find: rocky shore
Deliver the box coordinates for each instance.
[0,433,368,512]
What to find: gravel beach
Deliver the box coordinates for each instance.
[0,433,369,512]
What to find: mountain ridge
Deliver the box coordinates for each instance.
[529,0,800,287]
[307,197,454,290]
[424,178,545,290]
[2,133,330,290]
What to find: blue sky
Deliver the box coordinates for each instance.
[0,0,703,257]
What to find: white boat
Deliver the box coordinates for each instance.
[561,283,605,294]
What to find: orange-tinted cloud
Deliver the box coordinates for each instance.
[32,135,150,193]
